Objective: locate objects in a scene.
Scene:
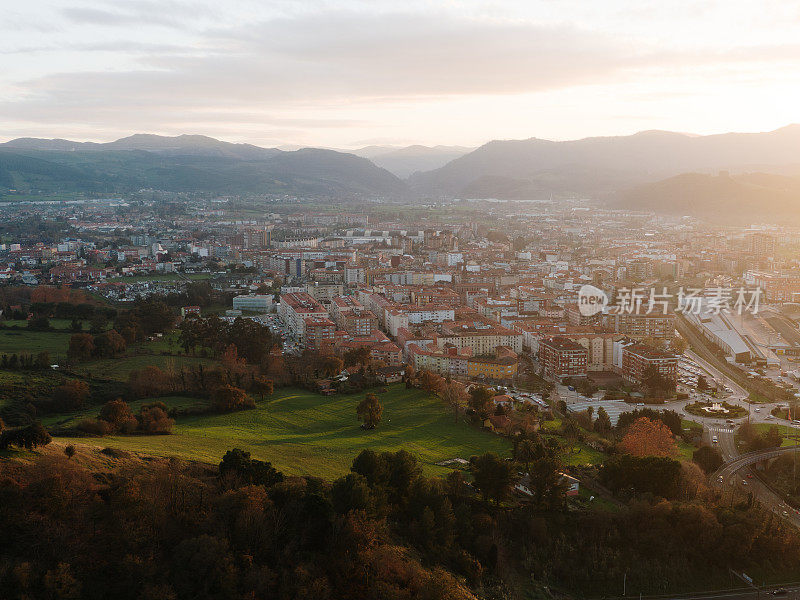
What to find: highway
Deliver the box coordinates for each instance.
[711,435,800,527]
[600,583,800,600]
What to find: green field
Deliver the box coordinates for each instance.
[745,423,800,448]
[0,319,108,331]
[0,329,69,359]
[78,353,216,381]
[106,273,211,283]
[51,385,512,479]
[42,396,208,428]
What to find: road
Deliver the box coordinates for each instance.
[601,583,800,600]
[712,432,800,528]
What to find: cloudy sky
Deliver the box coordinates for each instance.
[2,0,800,148]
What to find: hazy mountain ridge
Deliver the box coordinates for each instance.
[349,144,473,177]
[410,125,800,198]
[0,135,405,197]
[610,171,800,224]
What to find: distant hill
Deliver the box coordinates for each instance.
[0,135,406,197]
[609,172,800,224]
[410,126,800,198]
[350,145,473,178]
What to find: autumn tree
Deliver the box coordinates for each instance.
[357,393,383,429]
[468,386,494,420]
[99,399,136,433]
[618,417,678,457]
[52,380,90,411]
[64,444,76,459]
[92,329,127,358]
[343,346,371,368]
[221,344,249,385]
[67,333,95,362]
[129,365,174,397]
[138,402,175,434]
[319,355,344,378]
[438,378,467,422]
[212,385,255,413]
[0,422,51,450]
[419,370,443,393]
[252,376,274,401]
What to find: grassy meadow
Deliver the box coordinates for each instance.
[50,385,512,479]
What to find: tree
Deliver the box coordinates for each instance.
[594,406,612,436]
[252,376,274,401]
[27,316,50,331]
[468,386,494,416]
[331,473,376,514]
[99,399,136,432]
[693,445,723,474]
[93,329,126,358]
[619,417,678,457]
[343,346,371,368]
[419,370,443,393]
[0,422,52,450]
[219,448,284,487]
[220,344,249,384]
[514,437,543,473]
[600,454,682,498]
[561,418,581,453]
[470,452,514,504]
[52,380,90,411]
[438,378,467,422]
[134,299,175,335]
[357,393,383,429]
[34,351,50,369]
[527,457,567,510]
[697,375,708,392]
[64,444,76,459]
[138,402,175,434]
[643,364,675,397]
[212,385,255,413]
[67,333,95,362]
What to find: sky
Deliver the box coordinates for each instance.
[2,0,800,149]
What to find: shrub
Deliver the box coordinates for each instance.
[52,380,90,411]
[138,403,175,434]
[77,418,113,436]
[211,385,254,413]
[693,445,723,474]
[0,422,52,450]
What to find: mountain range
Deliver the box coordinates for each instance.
[349,145,473,178]
[408,125,800,198]
[3,127,800,223]
[0,135,405,197]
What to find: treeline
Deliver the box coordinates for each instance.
[0,351,51,370]
[76,399,174,436]
[2,448,800,599]
[178,315,278,363]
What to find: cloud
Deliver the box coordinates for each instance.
[4,6,800,145]
[5,12,641,114]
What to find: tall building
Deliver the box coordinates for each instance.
[539,337,588,379]
[748,232,776,260]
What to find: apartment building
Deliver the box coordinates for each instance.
[621,343,678,386]
[278,291,328,341]
[329,296,378,336]
[539,336,588,379]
